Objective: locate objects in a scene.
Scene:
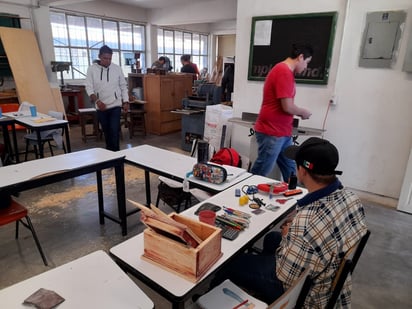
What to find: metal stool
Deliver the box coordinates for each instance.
[78,108,99,142]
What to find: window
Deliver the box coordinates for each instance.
[50,11,145,80]
[157,28,208,72]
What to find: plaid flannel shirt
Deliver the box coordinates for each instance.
[276,179,367,308]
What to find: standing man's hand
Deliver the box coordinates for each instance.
[299,108,312,120]
[122,102,129,113]
[96,99,106,111]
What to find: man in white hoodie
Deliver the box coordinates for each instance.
[86,45,129,151]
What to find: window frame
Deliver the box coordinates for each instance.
[157,27,209,72]
[50,10,146,80]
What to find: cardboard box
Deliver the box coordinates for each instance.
[142,213,222,282]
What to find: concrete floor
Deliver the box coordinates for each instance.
[1,124,412,308]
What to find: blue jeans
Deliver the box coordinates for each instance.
[251,132,296,181]
[211,231,284,304]
[97,106,121,151]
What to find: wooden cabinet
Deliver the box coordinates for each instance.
[143,74,192,135]
[127,73,144,98]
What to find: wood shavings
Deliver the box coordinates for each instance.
[31,165,145,209]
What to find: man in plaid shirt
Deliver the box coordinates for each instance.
[276,137,367,308]
[211,137,367,308]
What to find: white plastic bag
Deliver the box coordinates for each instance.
[203,104,233,154]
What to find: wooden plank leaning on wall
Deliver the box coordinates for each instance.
[0,27,65,116]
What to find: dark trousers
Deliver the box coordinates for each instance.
[211,231,284,304]
[97,106,121,151]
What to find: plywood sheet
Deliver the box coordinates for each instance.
[0,27,55,114]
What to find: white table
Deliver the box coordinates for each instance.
[119,144,252,206]
[3,111,71,158]
[0,148,129,235]
[0,250,154,309]
[110,175,307,309]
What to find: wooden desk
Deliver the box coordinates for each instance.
[8,112,71,158]
[110,175,306,309]
[0,250,154,308]
[61,89,84,123]
[119,145,252,206]
[0,148,129,235]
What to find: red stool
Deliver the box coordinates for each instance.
[0,199,48,266]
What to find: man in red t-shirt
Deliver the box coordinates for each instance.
[251,44,313,180]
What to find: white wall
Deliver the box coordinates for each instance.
[148,0,237,26]
[234,0,412,200]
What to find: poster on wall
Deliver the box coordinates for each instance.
[248,12,338,84]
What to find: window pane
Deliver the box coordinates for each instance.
[139,53,146,71]
[157,28,163,53]
[103,20,118,49]
[200,35,208,55]
[54,47,70,79]
[174,31,183,54]
[133,25,145,51]
[111,51,120,66]
[164,30,174,54]
[183,32,192,54]
[199,56,208,71]
[89,49,99,64]
[192,56,200,69]
[70,48,88,79]
[67,15,87,47]
[175,55,181,72]
[192,33,200,55]
[50,13,68,46]
[87,17,103,49]
[119,22,132,50]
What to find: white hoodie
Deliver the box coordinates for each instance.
[85,62,128,109]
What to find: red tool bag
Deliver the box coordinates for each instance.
[210,148,241,167]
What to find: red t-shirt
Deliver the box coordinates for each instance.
[254,62,295,136]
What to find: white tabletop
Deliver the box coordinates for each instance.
[110,175,307,298]
[0,148,125,188]
[0,250,154,309]
[2,111,68,128]
[120,144,252,192]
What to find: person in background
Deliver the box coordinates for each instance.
[211,137,367,308]
[199,67,210,81]
[221,63,234,101]
[151,56,172,71]
[251,43,313,181]
[85,45,129,151]
[180,54,199,80]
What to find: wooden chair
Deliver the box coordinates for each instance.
[197,268,312,309]
[24,110,67,160]
[0,198,47,266]
[325,230,371,309]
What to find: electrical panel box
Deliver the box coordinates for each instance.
[359,11,406,68]
[403,20,412,72]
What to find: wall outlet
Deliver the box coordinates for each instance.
[329,95,337,105]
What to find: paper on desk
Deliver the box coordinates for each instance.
[222,164,247,182]
[32,117,56,123]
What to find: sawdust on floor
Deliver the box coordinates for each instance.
[32,165,145,209]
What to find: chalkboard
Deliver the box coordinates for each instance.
[248,12,338,84]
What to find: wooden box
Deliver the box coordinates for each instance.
[142,213,222,282]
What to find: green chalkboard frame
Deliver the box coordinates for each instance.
[248,12,338,84]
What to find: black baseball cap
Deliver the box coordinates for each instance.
[284,137,342,175]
